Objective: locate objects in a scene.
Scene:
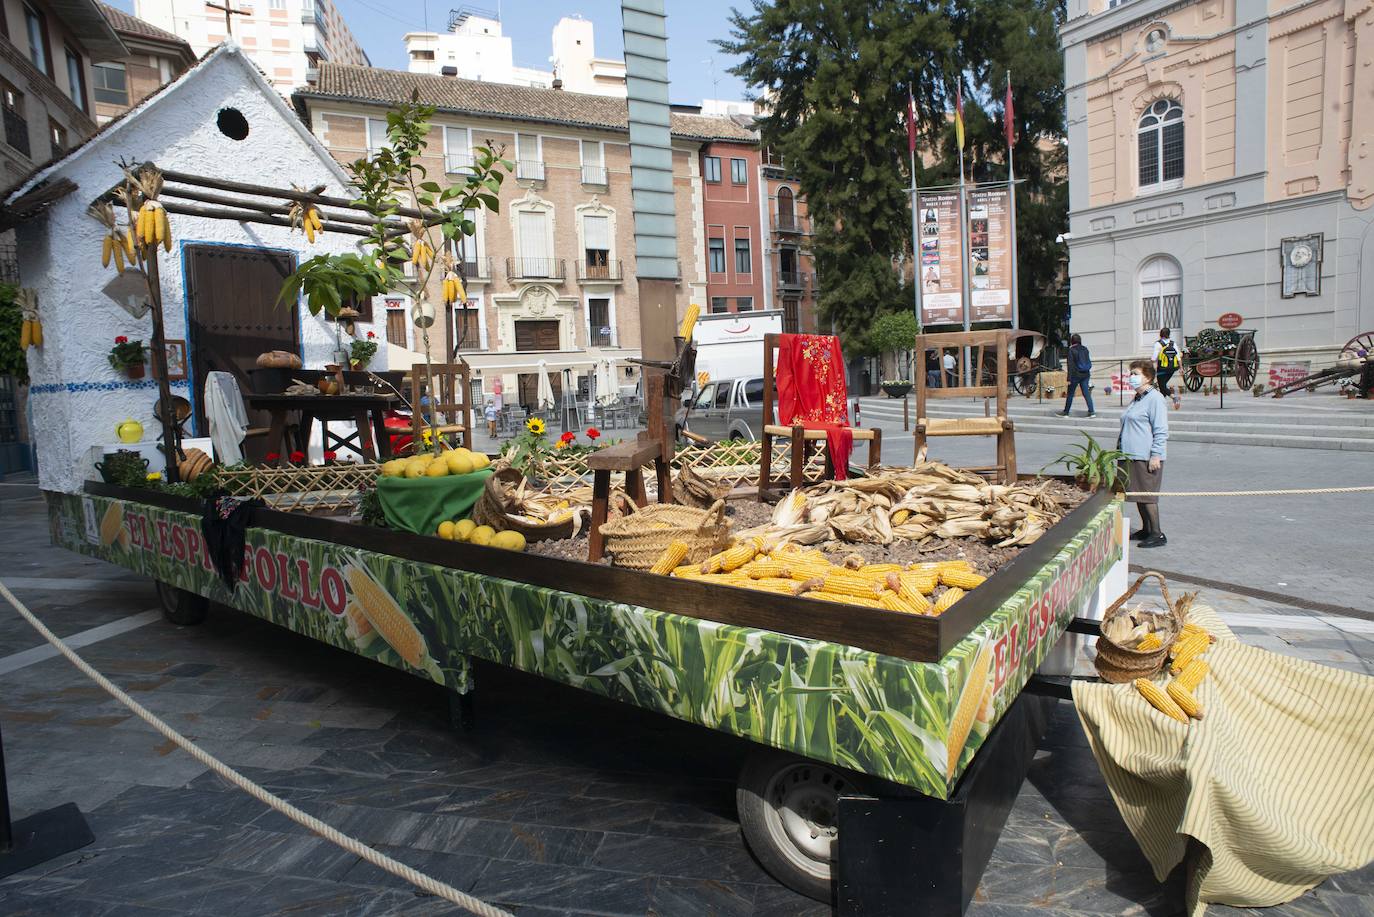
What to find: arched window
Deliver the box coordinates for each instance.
[1138,256,1181,344]
[777,186,794,220]
[1137,98,1183,192]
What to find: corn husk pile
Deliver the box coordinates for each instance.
[740,463,1068,549]
[488,473,612,537]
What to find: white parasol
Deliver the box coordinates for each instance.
[594,359,619,407]
[535,359,556,410]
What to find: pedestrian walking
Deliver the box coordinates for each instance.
[942,350,957,388]
[925,348,943,389]
[1058,334,1097,417]
[1153,327,1182,409]
[484,398,498,438]
[1119,359,1169,548]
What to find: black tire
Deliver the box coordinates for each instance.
[155,580,209,626]
[737,748,859,903]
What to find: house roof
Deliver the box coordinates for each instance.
[49,0,128,61]
[296,63,758,143]
[98,1,194,58]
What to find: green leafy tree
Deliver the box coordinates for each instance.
[0,283,26,385]
[866,310,920,379]
[721,0,1067,343]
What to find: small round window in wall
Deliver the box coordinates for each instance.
[217,107,249,141]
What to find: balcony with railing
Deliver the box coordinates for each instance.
[3,108,29,158]
[771,211,811,235]
[506,257,565,282]
[577,259,622,283]
[761,148,789,176]
[445,151,475,175]
[580,164,608,187]
[515,159,545,182]
[776,270,811,292]
[454,256,492,282]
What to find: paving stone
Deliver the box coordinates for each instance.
[469,859,657,915]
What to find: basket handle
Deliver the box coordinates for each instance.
[695,498,727,536]
[1103,570,1174,619]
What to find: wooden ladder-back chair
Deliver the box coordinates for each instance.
[758,332,882,499]
[410,362,473,450]
[913,330,1017,484]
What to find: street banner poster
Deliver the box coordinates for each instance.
[1267,361,1311,392]
[916,190,964,326]
[967,186,1013,322]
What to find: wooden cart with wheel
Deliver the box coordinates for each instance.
[1181,328,1260,393]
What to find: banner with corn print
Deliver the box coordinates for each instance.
[48,492,1121,798]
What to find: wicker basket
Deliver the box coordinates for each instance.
[471,466,582,542]
[598,498,731,570]
[1094,570,1194,683]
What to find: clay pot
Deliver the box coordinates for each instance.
[126,363,145,380]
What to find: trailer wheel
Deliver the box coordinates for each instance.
[737,748,855,902]
[155,580,209,626]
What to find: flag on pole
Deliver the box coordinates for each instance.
[1004,74,1016,150]
[906,87,917,155]
[954,83,965,151]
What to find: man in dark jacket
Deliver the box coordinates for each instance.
[1058,334,1097,418]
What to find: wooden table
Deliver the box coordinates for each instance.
[246,393,399,464]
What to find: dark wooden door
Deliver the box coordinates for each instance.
[185,245,298,442]
[514,319,560,352]
[517,372,562,409]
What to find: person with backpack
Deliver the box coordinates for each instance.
[1153,327,1182,408]
[1058,334,1097,418]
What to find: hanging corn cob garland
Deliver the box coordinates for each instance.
[16,288,41,349]
[286,185,325,243]
[127,166,171,252]
[408,219,434,271]
[440,251,466,306]
[90,201,135,275]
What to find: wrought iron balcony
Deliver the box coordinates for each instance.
[776,270,811,291]
[515,159,545,182]
[3,108,29,158]
[577,259,622,282]
[772,211,811,235]
[580,164,608,186]
[454,256,491,282]
[506,257,565,282]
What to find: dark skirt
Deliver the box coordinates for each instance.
[1124,459,1162,504]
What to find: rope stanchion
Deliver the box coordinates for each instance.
[1123,485,1374,498]
[0,578,513,917]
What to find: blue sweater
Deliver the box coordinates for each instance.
[1119,388,1168,460]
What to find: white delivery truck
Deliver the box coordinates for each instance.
[673,309,784,442]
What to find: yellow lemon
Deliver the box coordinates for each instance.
[454,519,477,542]
[425,460,449,477]
[470,452,491,470]
[450,447,472,459]
[445,451,475,475]
[469,525,495,546]
[437,520,457,540]
[491,530,527,552]
[403,463,426,479]
[381,459,406,477]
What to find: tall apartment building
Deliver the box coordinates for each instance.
[294,64,751,408]
[1061,0,1374,367]
[93,2,194,124]
[0,0,126,192]
[404,10,626,97]
[763,149,818,334]
[133,0,368,93]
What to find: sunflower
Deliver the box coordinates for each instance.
[526,417,546,436]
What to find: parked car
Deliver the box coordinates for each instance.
[676,376,766,442]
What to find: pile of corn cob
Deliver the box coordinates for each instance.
[652,537,985,614]
[739,463,1069,549]
[1133,622,1216,722]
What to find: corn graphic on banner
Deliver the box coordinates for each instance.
[49,492,1121,799]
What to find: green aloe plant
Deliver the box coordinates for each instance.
[1045,432,1128,491]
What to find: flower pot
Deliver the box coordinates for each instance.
[1074,476,1100,493]
[125,363,145,380]
[881,383,912,398]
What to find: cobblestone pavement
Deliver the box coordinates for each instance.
[0,477,1371,916]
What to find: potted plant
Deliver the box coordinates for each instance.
[1045,432,1127,492]
[880,378,912,398]
[108,336,146,379]
[350,332,378,369]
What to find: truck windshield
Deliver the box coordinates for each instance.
[693,385,715,410]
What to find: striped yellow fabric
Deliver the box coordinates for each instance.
[1072,605,1374,915]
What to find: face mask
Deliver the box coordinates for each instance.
[1128,373,1144,388]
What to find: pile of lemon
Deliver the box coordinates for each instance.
[436,519,526,551]
[380,447,491,480]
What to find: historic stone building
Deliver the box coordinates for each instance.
[1061,0,1374,370]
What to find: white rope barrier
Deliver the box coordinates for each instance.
[1124,485,1374,498]
[0,578,513,917]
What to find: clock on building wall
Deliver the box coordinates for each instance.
[1280,234,1322,298]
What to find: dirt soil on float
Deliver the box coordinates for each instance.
[530,478,1089,576]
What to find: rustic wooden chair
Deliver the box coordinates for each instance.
[913,330,1017,484]
[757,332,881,500]
[410,362,473,450]
[587,373,673,562]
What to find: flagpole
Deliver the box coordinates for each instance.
[908,84,922,360]
[1006,70,1020,331]
[955,79,970,381]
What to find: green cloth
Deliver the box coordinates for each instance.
[377,469,493,535]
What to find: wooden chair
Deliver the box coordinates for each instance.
[411,362,473,449]
[758,332,882,499]
[587,373,673,562]
[913,330,1016,484]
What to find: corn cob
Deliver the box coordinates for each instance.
[1180,623,1216,644]
[738,578,801,594]
[1169,631,1211,673]
[947,642,993,779]
[933,587,966,615]
[878,590,927,614]
[785,560,839,582]
[818,574,884,600]
[650,540,690,576]
[678,302,700,340]
[344,601,373,641]
[854,563,904,579]
[697,549,729,575]
[892,509,910,525]
[910,559,974,575]
[1167,681,1203,720]
[1174,657,1210,692]
[720,541,757,572]
[345,565,427,668]
[805,591,883,607]
[671,564,711,578]
[940,568,987,590]
[886,574,934,615]
[1136,632,1163,652]
[99,501,125,547]
[745,559,793,580]
[1134,678,1188,722]
[900,571,939,595]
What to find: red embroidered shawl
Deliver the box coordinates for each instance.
[775,334,854,480]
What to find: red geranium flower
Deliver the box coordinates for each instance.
[265,452,281,462]
[366,331,376,339]
[289,450,306,464]
[559,431,576,443]
[323,450,337,460]
[115,335,128,344]
[586,427,601,440]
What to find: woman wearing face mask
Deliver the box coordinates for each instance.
[1119,359,1169,548]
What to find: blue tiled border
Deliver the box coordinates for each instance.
[30,379,190,395]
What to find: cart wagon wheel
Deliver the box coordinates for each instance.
[1234,336,1259,390]
[1182,363,1203,392]
[155,580,209,625]
[1012,357,1036,396]
[737,747,865,901]
[1339,331,1374,361]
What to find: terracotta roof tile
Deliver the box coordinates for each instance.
[299,63,757,142]
[97,2,191,49]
